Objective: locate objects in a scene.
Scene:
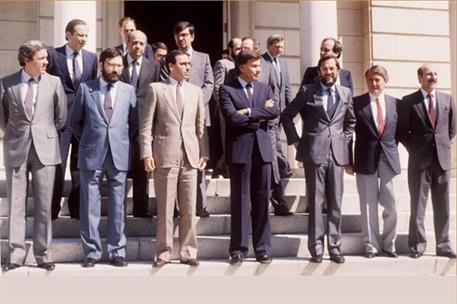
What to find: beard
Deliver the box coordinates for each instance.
[101,70,121,84]
[320,74,337,87]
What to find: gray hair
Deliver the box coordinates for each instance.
[18,40,46,67]
[266,34,284,46]
[365,65,389,82]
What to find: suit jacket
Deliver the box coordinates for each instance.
[219,79,280,164]
[397,89,455,171]
[70,79,136,171]
[301,66,353,94]
[281,80,355,165]
[213,57,235,105]
[0,71,67,167]
[115,43,154,60]
[139,80,208,168]
[352,93,401,175]
[46,45,98,122]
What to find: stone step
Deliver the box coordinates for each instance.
[0,212,454,239]
[1,233,454,264]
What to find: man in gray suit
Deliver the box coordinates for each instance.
[397,64,456,259]
[0,40,67,271]
[281,55,355,264]
[70,48,136,267]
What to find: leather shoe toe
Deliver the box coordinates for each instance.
[382,250,398,258]
[229,253,244,265]
[153,258,169,268]
[409,252,423,259]
[2,263,21,271]
[180,258,200,266]
[110,256,127,267]
[196,207,210,218]
[255,253,272,264]
[364,252,377,258]
[37,262,55,271]
[310,255,323,263]
[82,257,97,268]
[437,251,457,259]
[330,254,345,264]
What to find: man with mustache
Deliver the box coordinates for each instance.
[281,55,355,264]
[70,48,136,268]
[397,64,456,259]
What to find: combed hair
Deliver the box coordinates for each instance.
[17,40,46,67]
[65,19,87,38]
[228,37,240,49]
[151,41,168,53]
[173,21,195,36]
[365,65,389,82]
[235,50,261,75]
[317,55,341,70]
[99,48,122,63]
[321,37,343,59]
[119,17,136,28]
[266,34,284,46]
[165,50,186,69]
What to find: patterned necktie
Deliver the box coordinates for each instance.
[131,60,139,90]
[246,83,253,106]
[428,93,436,128]
[176,81,183,116]
[24,78,35,119]
[375,97,385,135]
[104,83,113,122]
[326,88,336,118]
[73,51,82,88]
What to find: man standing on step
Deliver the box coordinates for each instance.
[281,55,355,264]
[140,50,208,268]
[71,48,136,268]
[397,64,456,259]
[0,40,66,271]
[46,19,98,220]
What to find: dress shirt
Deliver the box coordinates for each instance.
[65,44,83,81]
[127,54,142,79]
[20,70,39,114]
[99,77,118,109]
[420,88,437,112]
[369,92,386,130]
[320,82,338,112]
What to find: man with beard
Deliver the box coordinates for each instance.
[70,48,136,268]
[281,55,355,264]
[397,64,456,259]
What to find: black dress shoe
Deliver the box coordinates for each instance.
[330,254,345,264]
[382,250,398,258]
[280,171,293,178]
[37,262,55,271]
[196,207,210,218]
[255,253,272,264]
[229,253,244,265]
[437,251,457,259]
[2,263,21,271]
[110,256,127,267]
[81,257,98,268]
[180,258,200,266]
[310,255,323,263]
[153,258,169,268]
[364,252,377,258]
[409,252,423,259]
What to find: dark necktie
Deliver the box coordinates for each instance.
[24,78,35,119]
[73,51,82,88]
[176,82,183,116]
[104,83,113,122]
[246,83,253,106]
[375,97,385,135]
[326,88,336,118]
[131,60,139,90]
[428,93,437,128]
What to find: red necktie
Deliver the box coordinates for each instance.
[376,97,384,135]
[428,93,436,128]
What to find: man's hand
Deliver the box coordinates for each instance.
[144,156,156,172]
[198,158,207,171]
[236,108,249,115]
[344,165,354,175]
[264,99,274,108]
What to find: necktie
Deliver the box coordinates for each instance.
[246,83,253,106]
[73,51,82,88]
[24,78,35,120]
[176,82,183,116]
[273,58,281,84]
[131,60,139,90]
[375,97,385,135]
[104,83,113,122]
[427,93,437,128]
[326,88,336,118]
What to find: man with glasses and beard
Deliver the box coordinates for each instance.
[281,55,355,264]
[70,48,136,268]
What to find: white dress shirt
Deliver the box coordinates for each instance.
[320,82,337,112]
[99,77,118,109]
[65,44,83,81]
[420,88,437,112]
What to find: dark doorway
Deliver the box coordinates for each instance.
[124,1,223,65]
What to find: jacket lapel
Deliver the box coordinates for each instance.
[413,90,432,128]
[162,80,181,123]
[234,79,251,108]
[312,83,330,122]
[359,93,379,137]
[110,82,127,124]
[10,71,29,121]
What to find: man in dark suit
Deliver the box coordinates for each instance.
[397,64,456,259]
[281,55,355,264]
[348,65,400,258]
[119,30,160,218]
[115,17,153,60]
[220,50,280,265]
[46,19,98,220]
[71,48,136,268]
[300,37,353,93]
[0,40,67,271]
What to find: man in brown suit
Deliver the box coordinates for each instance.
[140,50,208,268]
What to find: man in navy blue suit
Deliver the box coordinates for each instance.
[219,50,280,265]
[46,19,98,220]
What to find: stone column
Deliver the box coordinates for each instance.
[54,1,97,52]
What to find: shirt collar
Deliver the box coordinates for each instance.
[237,77,251,89]
[127,54,143,65]
[421,88,436,99]
[369,92,384,102]
[320,82,336,93]
[266,51,276,62]
[99,77,117,90]
[21,69,40,83]
[66,44,81,57]
[168,76,181,86]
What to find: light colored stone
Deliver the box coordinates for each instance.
[0,2,37,21]
[337,9,363,36]
[285,57,302,86]
[0,51,20,77]
[0,21,37,50]
[344,62,364,92]
[39,18,54,47]
[254,2,300,28]
[340,36,363,63]
[39,1,54,17]
[337,1,363,11]
[372,1,449,10]
[284,29,301,57]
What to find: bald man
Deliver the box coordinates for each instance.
[397,64,456,259]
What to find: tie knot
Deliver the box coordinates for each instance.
[246,83,252,89]
[132,59,137,66]
[177,81,182,87]
[28,78,35,84]
[428,93,434,99]
[73,51,79,57]
[107,83,113,91]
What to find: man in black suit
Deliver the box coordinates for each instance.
[397,64,456,259]
[348,65,401,258]
[300,37,353,93]
[219,50,280,265]
[115,17,153,60]
[46,19,98,219]
[281,55,355,264]
[119,30,160,218]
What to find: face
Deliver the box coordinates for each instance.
[320,39,338,58]
[100,55,123,84]
[24,49,48,76]
[128,32,146,60]
[174,28,194,51]
[66,24,89,52]
[239,58,261,82]
[366,73,386,96]
[154,48,167,63]
[318,58,339,87]
[169,54,191,81]
[267,41,284,58]
[241,39,254,52]
[230,39,242,58]
[121,20,136,44]
[418,65,438,92]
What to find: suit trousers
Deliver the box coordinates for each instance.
[196,126,209,211]
[131,138,150,216]
[6,143,55,265]
[304,150,343,256]
[408,151,453,255]
[215,109,227,173]
[229,144,272,256]
[154,150,198,261]
[80,151,127,260]
[275,122,291,176]
[268,123,285,206]
[356,152,398,254]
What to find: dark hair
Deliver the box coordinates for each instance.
[173,21,195,36]
[235,50,261,75]
[222,49,229,55]
[317,55,340,70]
[165,50,186,69]
[65,19,87,39]
[151,41,168,53]
[17,40,46,67]
[99,48,122,64]
[119,17,136,28]
[228,37,240,49]
[322,37,343,59]
[365,65,389,82]
[267,34,284,46]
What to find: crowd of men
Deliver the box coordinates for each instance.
[0,17,455,271]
